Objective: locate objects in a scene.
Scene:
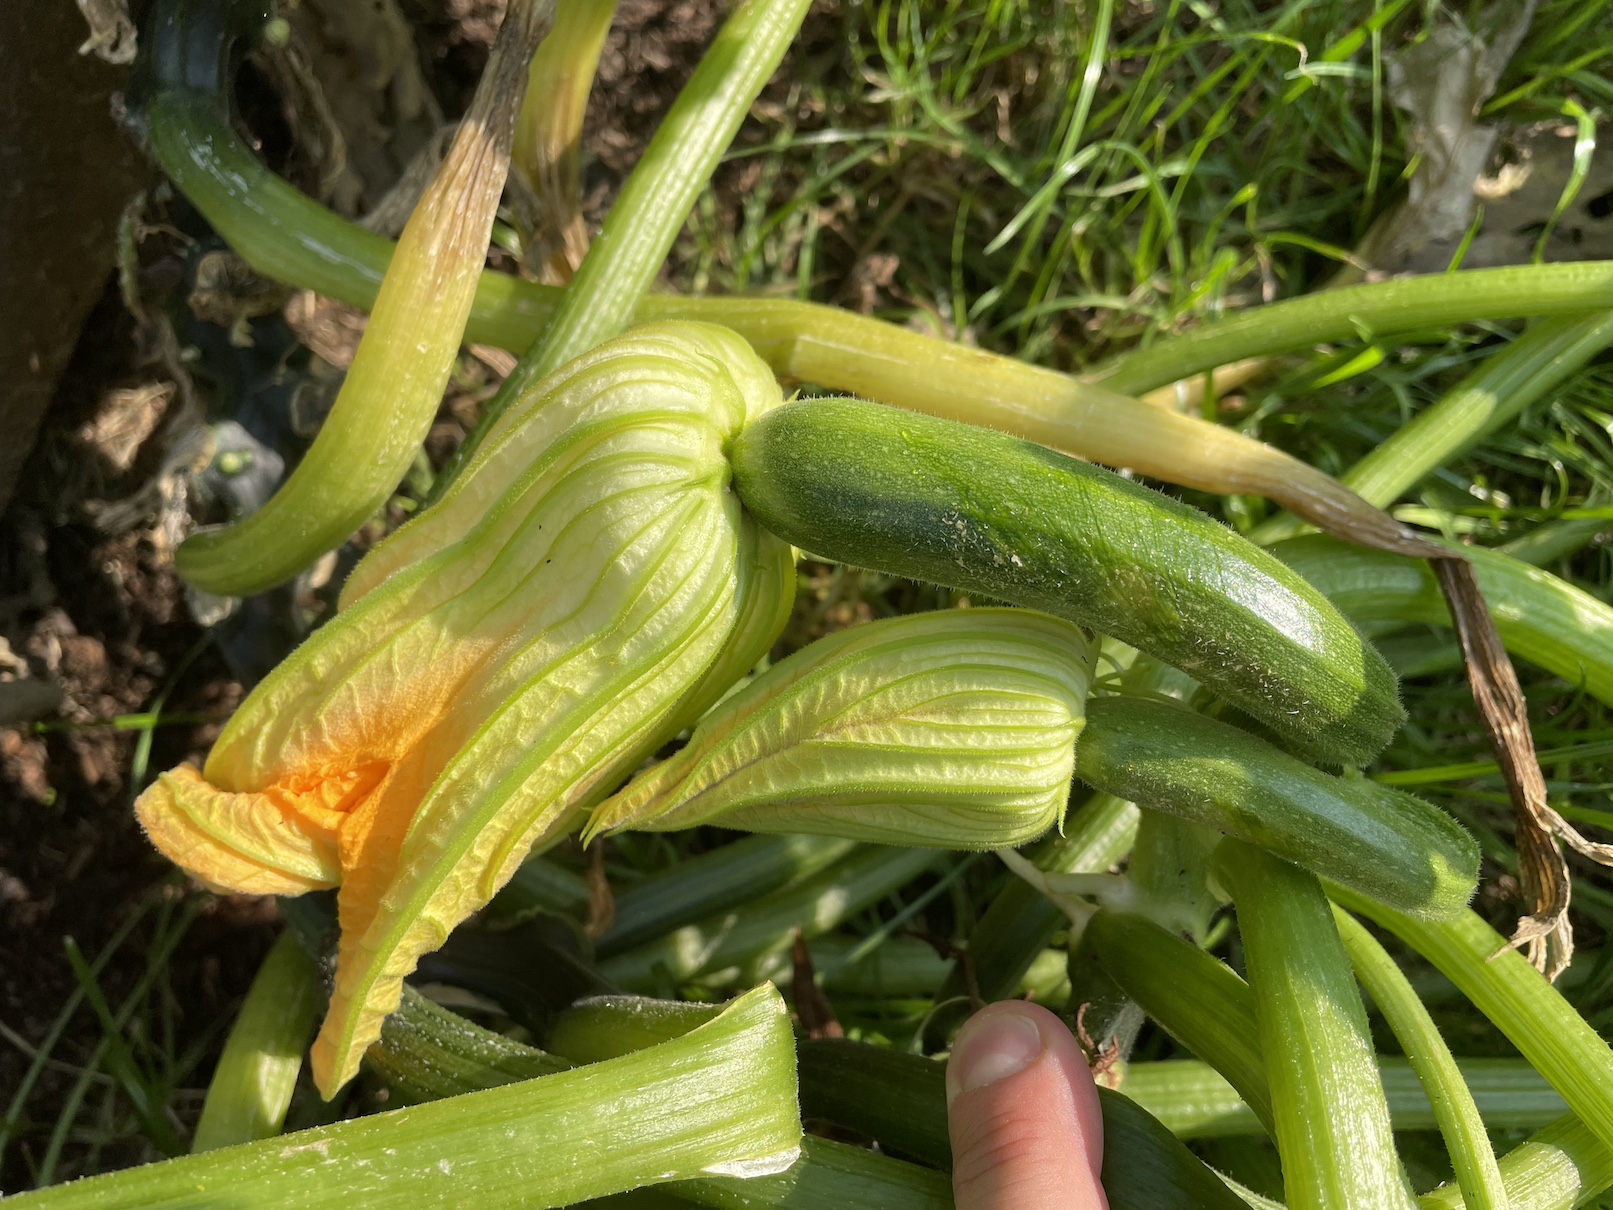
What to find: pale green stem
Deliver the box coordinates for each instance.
[1092,264,1613,397]
[1122,1057,1566,1140]
[1276,535,1613,709]
[1334,908,1508,1210]
[12,985,800,1210]
[1254,312,1613,545]
[1419,1115,1613,1210]
[192,932,323,1152]
[1329,890,1613,1161]
[1214,840,1417,1210]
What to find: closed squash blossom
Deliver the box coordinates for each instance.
[135,322,793,1097]
[586,608,1095,849]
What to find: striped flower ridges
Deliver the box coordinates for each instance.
[135,321,791,1097]
[586,607,1095,850]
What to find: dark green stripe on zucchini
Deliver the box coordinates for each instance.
[730,397,1403,765]
[1077,696,1478,919]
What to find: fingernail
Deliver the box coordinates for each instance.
[946,1010,1046,1104]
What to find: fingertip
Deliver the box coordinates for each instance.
[946,1001,1107,1210]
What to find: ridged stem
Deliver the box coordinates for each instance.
[1092,264,1613,397]
[1122,1057,1566,1140]
[1334,908,1508,1210]
[1330,890,1613,1161]
[1214,840,1416,1210]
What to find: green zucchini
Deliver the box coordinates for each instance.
[1077,696,1478,918]
[730,397,1403,765]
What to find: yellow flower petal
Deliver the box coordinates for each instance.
[137,321,790,1100]
[134,764,350,895]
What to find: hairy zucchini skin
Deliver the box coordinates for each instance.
[1078,696,1478,919]
[730,398,1403,764]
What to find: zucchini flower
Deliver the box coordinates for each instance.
[585,608,1096,849]
[135,322,793,1097]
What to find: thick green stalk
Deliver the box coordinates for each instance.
[1331,890,1613,1160]
[1333,909,1508,1210]
[599,845,939,990]
[1213,840,1416,1210]
[1084,908,1273,1134]
[931,793,1139,1012]
[598,834,858,957]
[12,984,800,1209]
[451,0,814,478]
[1092,264,1613,397]
[1255,312,1613,545]
[1122,1057,1566,1140]
[371,992,949,1210]
[170,0,550,595]
[192,932,323,1152]
[1420,1115,1613,1210]
[1277,535,1613,708]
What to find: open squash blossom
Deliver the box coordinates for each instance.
[136,322,793,1097]
[585,608,1095,849]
